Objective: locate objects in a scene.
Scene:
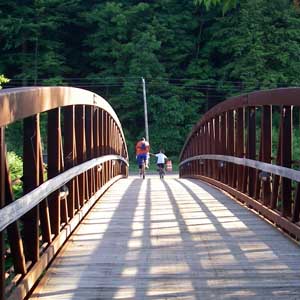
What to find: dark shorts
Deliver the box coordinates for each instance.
[137,154,147,168]
[157,163,164,169]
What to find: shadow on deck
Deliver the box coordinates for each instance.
[30,176,300,300]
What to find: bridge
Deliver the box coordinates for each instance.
[1,87,300,300]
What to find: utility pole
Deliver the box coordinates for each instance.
[142,77,149,142]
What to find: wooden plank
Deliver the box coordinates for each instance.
[30,176,300,300]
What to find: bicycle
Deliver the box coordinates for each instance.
[140,160,146,179]
[158,165,165,179]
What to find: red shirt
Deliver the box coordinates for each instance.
[136,140,150,155]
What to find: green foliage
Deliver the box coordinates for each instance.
[5,121,23,157]
[2,0,300,161]
[194,0,238,13]
[7,151,23,199]
[7,151,23,181]
[0,74,9,88]
[200,0,300,96]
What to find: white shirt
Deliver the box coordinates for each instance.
[155,153,168,164]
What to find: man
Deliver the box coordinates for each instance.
[135,137,150,172]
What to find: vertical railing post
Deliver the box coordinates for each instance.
[196,131,200,176]
[0,127,5,300]
[93,107,100,190]
[271,126,281,210]
[220,113,227,183]
[48,108,62,236]
[5,160,26,275]
[281,106,292,217]
[209,120,215,178]
[38,144,52,244]
[236,108,244,191]
[86,106,94,196]
[76,106,86,206]
[261,106,272,206]
[214,116,220,180]
[227,110,234,186]
[23,115,40,263]
[247,107,256,197]
[64,106,76,218]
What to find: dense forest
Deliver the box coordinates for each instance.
[1,0,300,159]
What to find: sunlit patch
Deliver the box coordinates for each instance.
[245,250,278,261]
[151,226,180,236]
[131,222,144,230]
[150,213,176,221]
[127,238,142,249]
[178,212,207,220]
[130,229,143,238]
[221,221,248,230]
[184,218,212,226]
[113,286,136,299]
[221,290,257,298]
[150,221,178,229]
[149,263,190,275]
[187,223,217,233]
[121,267,138,277]
[151,235,183,247]
[146,280,194,296]
[238,242,269,252]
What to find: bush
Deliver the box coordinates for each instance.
[7,151,23,199]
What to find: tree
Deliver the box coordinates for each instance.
[199,0,300,96]
[194,0,238,13]
[0,0,73,85]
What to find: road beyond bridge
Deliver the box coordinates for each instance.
[30,175,300,300]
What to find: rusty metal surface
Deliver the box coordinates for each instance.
[0,87,129,300]
[179,87,300,242]
[180,87,300,158]
[0,87,127,158]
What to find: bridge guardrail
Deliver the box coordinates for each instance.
[179,87,300,242]
[0,87,129,300]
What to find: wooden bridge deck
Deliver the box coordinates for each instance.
[30,175,300,300]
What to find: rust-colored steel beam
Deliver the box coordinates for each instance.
[0,86,128,300]
[63,106,76,218]
[271,126,281,210]
[76,106,87,206]
[293,183,300,223]
[220,113,227,183]
[281,106,292,217]
[38,142,52,244]
[227,110,234,186]
[261,106,272,206]
[5,160,26,275]
[179,88,300,243]
[236,108,244,191]
[0,127,5,300]
[48,108,62,236]
[22,115,40,263]
[247,107,256,197]
[86,106,94,196]
[93,108,100,190]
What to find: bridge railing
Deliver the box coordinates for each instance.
[0,87,128,300]
[179,88,300,242]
